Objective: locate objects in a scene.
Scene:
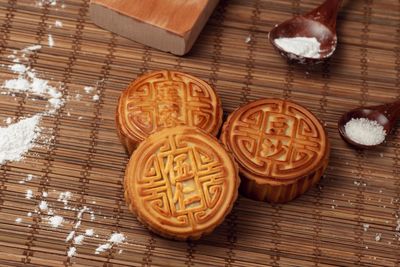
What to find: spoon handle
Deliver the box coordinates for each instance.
[306,0,343,29]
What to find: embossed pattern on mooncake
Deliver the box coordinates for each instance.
[221,99,329,203]
[117,71,222,153]
[125,126,239,240]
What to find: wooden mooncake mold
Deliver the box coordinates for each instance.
[221,99,329,203]
[90,0,219,55]
[124,126,239,240]
[116,70,223,154]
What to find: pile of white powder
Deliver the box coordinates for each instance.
[344,118,387,146]
[0,116,41,165]
[0,46,66,166]
[274,37,321,59]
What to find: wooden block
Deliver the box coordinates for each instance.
[89,0,219,55]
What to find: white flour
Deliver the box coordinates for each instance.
[274,37,321,58]
[36,0,57,7]
[67,247,76,257]
[73,235,85,245]
[54,20,63,28]
[84,86,94,93]
[48,215,64,227]
[39,200,49,211]
[0,116,41,165]
[85,229,94,236]
[23,45,42,52]
[19,174,34,184]
[48,34,55,47]
[66,231,75,242]
[4,45,127,258]
[95,233,126,254]
[17,188,126,258]
[3,63,64,114]
[58,191,72,206]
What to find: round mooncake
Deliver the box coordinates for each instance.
[125,126,239,240]
[221,99,329,203]
[116,70,223,153]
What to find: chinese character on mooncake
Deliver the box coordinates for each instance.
[124,126,239,240]
[221,99,330,203]
[116,70,222,153]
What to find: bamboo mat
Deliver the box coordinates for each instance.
[0,0,399,266]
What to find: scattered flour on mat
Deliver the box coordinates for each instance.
[48,34,55,47]
[19,189,126,258]
[58,191,72,207]
[47,215,64,228]
[245,35,252,44]
[85,229,94,236]
[22,45,42,52]
[84,86,94,93]
[10,64,27,73]
[36,0,57,7]
[74,235,85,245]
[0,116,41,165]
[2,64,64,113]
[0,43,116,254]
[39,200,49,211]
[25,189,33,200]
[66,231,75,242]
[375,233,382,242]
[0,46,66,166]
[67,247,77,257]
[19,174,34,184]
[95,233,126,254]
[54,20,63,28]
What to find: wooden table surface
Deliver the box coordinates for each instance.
[0,0,399,266]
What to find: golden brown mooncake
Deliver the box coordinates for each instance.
[116,70,223,154]
[124,126,239,240]
[221,99,329,203]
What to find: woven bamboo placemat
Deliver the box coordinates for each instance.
[0,0,399,266]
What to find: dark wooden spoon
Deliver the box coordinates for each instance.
[338,100,400,149]
[269,0,343,63]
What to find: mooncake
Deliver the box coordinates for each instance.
[221,99,329,203]
[116,70,222,153]
[124,126,239,240]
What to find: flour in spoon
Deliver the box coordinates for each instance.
[274,37,321,58]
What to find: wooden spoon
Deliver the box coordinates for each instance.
[269,0,343,63]
[338,100,400,149]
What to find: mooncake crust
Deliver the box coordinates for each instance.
[125,126,239,240]
[221,98,330,203]
[116,70,223,154]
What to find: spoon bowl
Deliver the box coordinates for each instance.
[269,17,337,63]
[338,108,391,149]
[269,0,342,63]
